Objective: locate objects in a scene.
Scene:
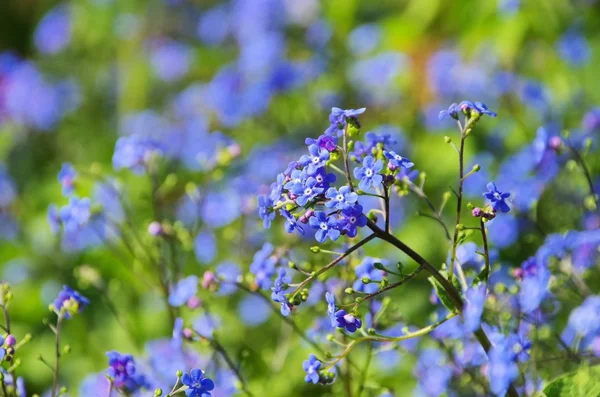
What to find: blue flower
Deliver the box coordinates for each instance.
[325,186,358,210]
[280,209,304,234]
[487,344,519,396]
[106,351,149,393]
[325,107,366,136]
[59,197,91,232]
[257,195,275,229]
[308,212,341,243]
[215,262,241,296]
[352,257,384,293]
[112,134,163,174]
[271,268,291,316]
[483,182,511,213]
[334,310,362,332]
[299,144,330,175]
[269,173,285,201]
[53,285,90,318]
[168,276,198,307]
[181,369,215,397]
[34,5,71,54]
[249,243,277,290]
[353,156,383,191]
[302,354,322,384]
[312,168,337,189]
[292,177,324,206]
[325,292,336,327]
[414,349,452,397]
[339,204,368,238]
[149,40,192,82]
[459,101,497,118]
[58,163,76,196]
[463,285,486,332]
[557,29,590,66]
[383,150,414,171]
[438,103,459,120]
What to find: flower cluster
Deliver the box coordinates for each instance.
[52,285,90,318]
[106,351,150,393]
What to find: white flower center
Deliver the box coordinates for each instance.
[320,222,328,230]
[336,194,344,202]
[493,192,501,200]
[312,156,320,164]
[349,216,356,224]
[365,169,373,177]
[304,188,313,195]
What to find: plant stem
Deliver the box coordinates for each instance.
[480,219,491,281]
[51,315,64,397]
[448,128,466,284]
[342,124,355,192]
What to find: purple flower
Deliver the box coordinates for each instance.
[383,150,414,171]
[168,276,198,307]
[53,285,90,318]
[334,310,362,332]
[353,156,383,191]
[303,354,321,384]
[292,177,324,206]
[106,352,149,393]
[325,186,358,210]
[257,195,275,229]
[299,144,330,175]
[325,292,336,327]
[339,204,368,238]
[308,211,341,243]
[181,369,215,397]
[305,134,338,152]
[438,103,459,120]
[325,107,366,136]
[483,182,511,213]
[58,163,76,196]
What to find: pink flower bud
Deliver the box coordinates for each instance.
[186,296,201,309]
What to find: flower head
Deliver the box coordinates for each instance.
[181,368,215,397]
[325,107,366,136]
[168,276,198,307]
[339,204,368,238]
[483,182,510,213]
[353,156,383,191]
[58,163,76,196]
[459,101,497,118]
[302,354,322,384]
[299,144,330,175]
[257,195,275,229]
[106,351,149,393]
[280,209,304,235]
[292,177,324,206]
[438,103,459,120]
[308,211,341,243]
[325,292,337,327]
[325,186,358,210]
[334,310,362,332]
[383,150,414,171]
[53,285,89,318]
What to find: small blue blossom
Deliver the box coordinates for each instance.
[280,209,304,234]
[59,197,91,232]
[284,168,308,191]
[299,144,330,175]
[325,107,366,136]
[168,276,198,307]
[463,285,486,332]
[308,211,341,243]
[106,351,149,393]
[312,168,337,189]
[352,257,384,293]
[58,163,76,196]
[557,29,590,66]
[215,262,241,296]
[250,243,277,290]
[53,285,90,318]
[484,182,511,213]
[257,195,275,229]
[383,150,414,171]
[334,309,362,332]
[324,186,358,210]
[353,156,383,191]
[488,344,519,397]
[34,5,72,54]
[339,204,368,238]
[112,134,163,174]
[292,177,324,206]
[325,292,336,327]
[302,354,321,384]
[181,369,215,397]
[438,103,459,120]
[271,268,291,316]
[269,173,285,201]
[459,101,497,118]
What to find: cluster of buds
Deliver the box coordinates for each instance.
[0,283,12,307]
[471,204,496,221]
[0,334,16,362]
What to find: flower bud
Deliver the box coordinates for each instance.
[444,136,452,143]
[548,136,562,150]
[472,164,481,172]
[4,335,16,347]
[186,296,201,309]
[472,207,483,217]
[148,221,162,236]
[344,287,354,295]
[310,246,320,254]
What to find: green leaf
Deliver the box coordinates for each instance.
[428,276,457,312]
[543,365,600,397]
